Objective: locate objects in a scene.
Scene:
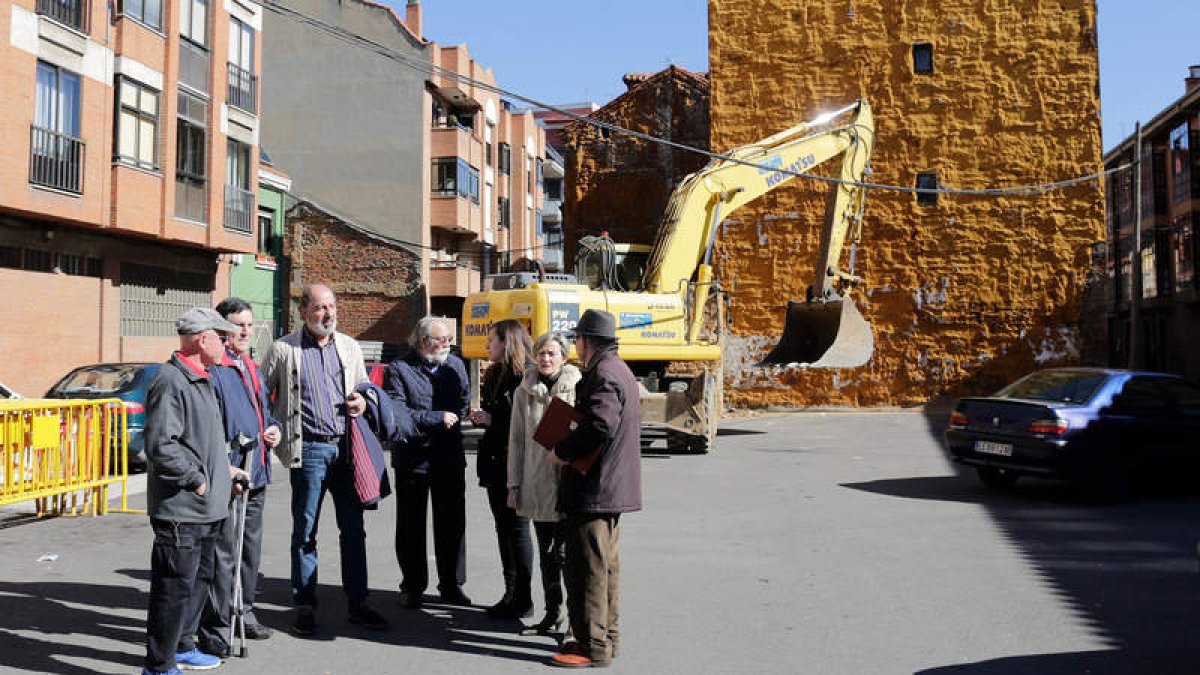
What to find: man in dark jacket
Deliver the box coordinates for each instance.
[549,309,642,668]
[384,316,472,609]
[197,297,282,656]
[142,308,249,675]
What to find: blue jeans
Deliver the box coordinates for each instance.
[290,441,368,608]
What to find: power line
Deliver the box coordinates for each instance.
[261,0,1124,198]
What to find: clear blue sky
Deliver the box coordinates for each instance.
[408,1,1199,152]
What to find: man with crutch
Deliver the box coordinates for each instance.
[197,298,282,658]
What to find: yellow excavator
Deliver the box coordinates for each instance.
[461,99,876,452]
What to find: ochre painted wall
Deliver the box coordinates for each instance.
[709,0,1105,407]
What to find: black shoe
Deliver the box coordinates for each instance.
[348,604,389,630]
[290,607,316,636]
[521,612,564,636]
[197,639,231,659]
[243,623,272,640]
[487,598,533,619]
[438,587,473,606]
[398,590,423,609]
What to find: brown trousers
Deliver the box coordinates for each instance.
[563,513,620,662]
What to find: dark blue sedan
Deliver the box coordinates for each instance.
[945,368,1200,497]
[44,362,161,472]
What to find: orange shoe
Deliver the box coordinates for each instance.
[549,652,611,668]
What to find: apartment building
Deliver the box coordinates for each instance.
[0,0,264,394]
[1104,66,1200,381]
[426,42,546,322]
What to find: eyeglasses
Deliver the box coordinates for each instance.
[426,335,453,344]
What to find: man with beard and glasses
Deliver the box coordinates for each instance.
[261,284,388,636]
[384,316,472,609]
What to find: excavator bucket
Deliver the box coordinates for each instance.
[757,296,874,368]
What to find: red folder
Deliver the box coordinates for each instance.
[534,397,602,475]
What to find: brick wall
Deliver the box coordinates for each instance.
[284,201,426,344]
[710,0,1105,407]
[562,67,710,262]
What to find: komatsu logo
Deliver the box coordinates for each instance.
[757,155,783,174]
[465,323,492,337]
[764,153,816,187]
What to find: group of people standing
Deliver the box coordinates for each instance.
[140,282,640,674]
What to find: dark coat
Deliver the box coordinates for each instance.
[145,353,233,523]
[476,364,525,488]
[556,344,642,514]
[384,350,470,474]
[208,352,280,488]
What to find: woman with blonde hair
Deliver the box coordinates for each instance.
[470,319,535,618]
[506,331,581,634]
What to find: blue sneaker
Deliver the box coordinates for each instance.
[141,669,182,675]
[174,648,221,670]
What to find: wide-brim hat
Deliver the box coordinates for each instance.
[573,309,617,340]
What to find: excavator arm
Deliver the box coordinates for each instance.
[641,100,877,367]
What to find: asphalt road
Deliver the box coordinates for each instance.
[2,412,1199,674]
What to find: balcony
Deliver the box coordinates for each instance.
[36,0,86,31]
[179,40,209,94]
[224,185,254,234]
[227,63,257,114]
[29,126,84,194]
[175,178,206,223]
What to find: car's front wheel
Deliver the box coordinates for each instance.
[977,466,1019,489]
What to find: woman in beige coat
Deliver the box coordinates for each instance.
[507,332,581,635]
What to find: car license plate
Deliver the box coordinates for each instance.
[975,440,1013,457]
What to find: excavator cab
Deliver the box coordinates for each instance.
[758,294,873,368]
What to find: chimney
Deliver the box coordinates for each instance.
[406,0,422,39]
[1187,65,1200,93]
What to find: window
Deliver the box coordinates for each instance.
[544,177,563,201]
[115,77,159,170]
[181,0,207,46]
[498,143,512,175]
[224,140,253,233]
[526,157,533,193]
[227,17,256,112]
[498,196,510,229]
[0,246,19,269]
[915,172,938,206]
[32,61,83,192]
[257,209,276,256]
[1170,122,1190,206]
[24,249,52,272]
[912,42,933,74]
[486,142,493,166]
[431,157,479,202]
[1111,377,1170,412]
[432,158,457,196]
[175,91,208,221]
[120,0,162,29]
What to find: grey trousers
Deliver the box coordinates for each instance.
[562,513,620,662]
[198,486,266,648]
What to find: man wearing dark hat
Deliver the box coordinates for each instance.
[143,308,250,675]
[548,309,642,668]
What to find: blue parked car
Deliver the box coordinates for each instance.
[945,368,1200,497]
[44,363,161,472]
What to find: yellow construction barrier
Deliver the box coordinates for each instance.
[0,398,140,516]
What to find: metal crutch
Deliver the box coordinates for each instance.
[227,472,251,658]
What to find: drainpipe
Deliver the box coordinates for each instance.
[1128,123,1142,370]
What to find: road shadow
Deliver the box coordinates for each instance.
[0,579,145,674]
[858,403,1200,673]
[914,646,1199,675]
[246,577,557,663]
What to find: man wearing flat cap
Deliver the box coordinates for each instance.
[548,309,642,668]
[142,307,250,675]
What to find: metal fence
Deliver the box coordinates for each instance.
[30,126,84,194]
[227,62,257,113]
[0,399,138,516]
[224,185,255,234]
[36,0,86,31]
